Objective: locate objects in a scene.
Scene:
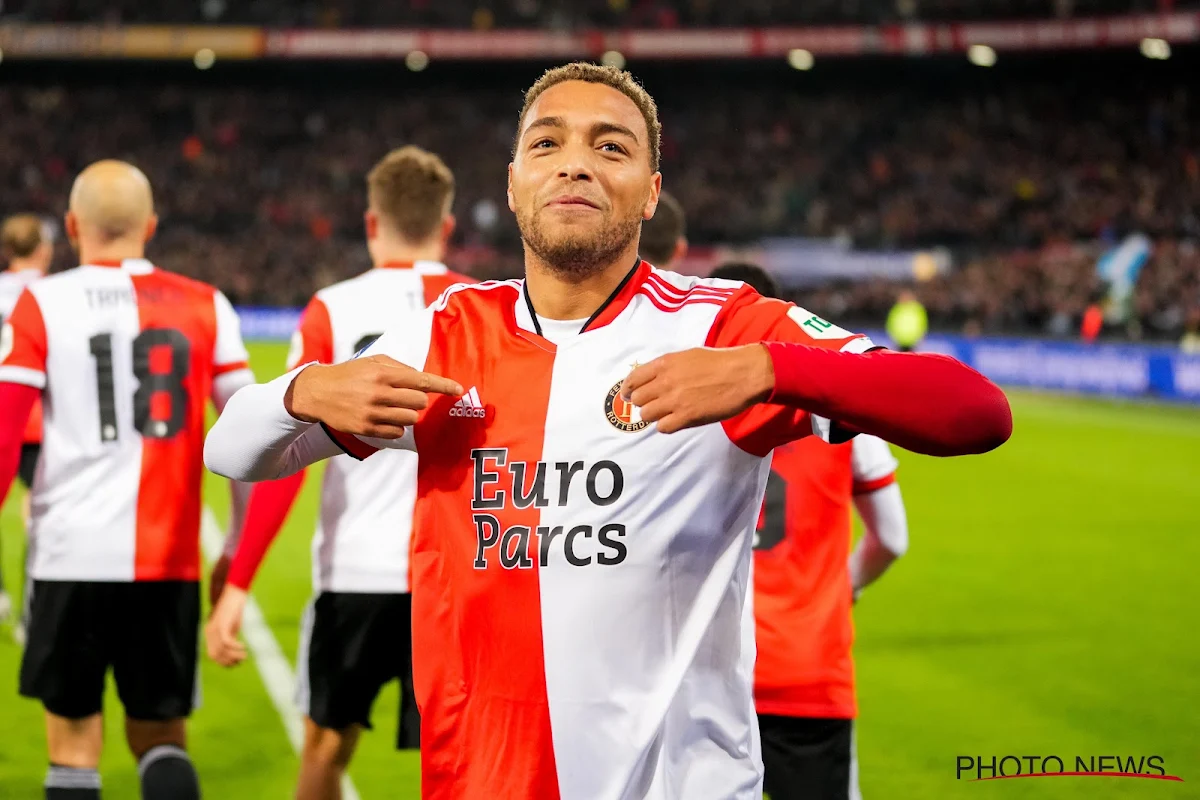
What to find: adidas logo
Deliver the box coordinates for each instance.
[450,386,487,418]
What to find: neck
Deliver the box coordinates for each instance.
[523,242,641,321]
[79,239,145,266]
[370,238,444,268]
[6,257,42,273]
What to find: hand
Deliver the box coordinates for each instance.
[619,344,775,434]
[285,355,463,439]
[205,586,249,667]
[209,554,232,608]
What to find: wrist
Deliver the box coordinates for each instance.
[748,344,776,404]
[283,364,323,423]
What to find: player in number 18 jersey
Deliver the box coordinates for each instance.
[0,161,253,800]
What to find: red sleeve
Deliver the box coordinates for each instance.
[226,470,307,590]
[707,288,871,456]
[0,383,38,508]
[0,289,49,387]
[765,344,1012,457]
[286,296,334,370]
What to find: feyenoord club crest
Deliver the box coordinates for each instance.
[604,381,649,432]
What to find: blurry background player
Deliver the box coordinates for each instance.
[0,161,254,800]
[206,146,473,800]
[0,214,53,631]
[885,289,928,353]
[711,262,910,800]
[638,189,687,268]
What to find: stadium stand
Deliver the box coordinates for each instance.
[2,0,1196,26]
[1,58,1197,338]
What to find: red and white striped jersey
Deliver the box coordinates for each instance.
[287,260,471,593]
[321,261,875,799]
[0,268,44,443]
[0,258,250,582]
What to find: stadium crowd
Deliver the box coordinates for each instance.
[1,0,1190,26]
[2,73,1198,338]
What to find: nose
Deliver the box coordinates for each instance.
[556,143,595,182]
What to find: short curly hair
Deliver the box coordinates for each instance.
[515,62,661,172]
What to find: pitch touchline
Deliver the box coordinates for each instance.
[201,508,363,800]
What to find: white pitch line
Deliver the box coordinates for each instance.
[201,508,362,800]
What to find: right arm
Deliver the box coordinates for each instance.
[202,366,344,482]
[203,310,461,483]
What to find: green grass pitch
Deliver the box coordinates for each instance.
[1,341,1196,798]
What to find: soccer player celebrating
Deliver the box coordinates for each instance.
[0,213,53,628]
[712,262,909,800]
[0,161,254,800]
[205,63,1011,799]
[206,146,473,800]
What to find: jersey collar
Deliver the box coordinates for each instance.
[86,258,154,274]
[377,259,448,275]
[518,258,649,339]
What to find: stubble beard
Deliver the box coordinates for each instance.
[518,204,642,279]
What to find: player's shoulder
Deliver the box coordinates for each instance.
[429,278,522,319]
[644,266,749,303]
[136,264,221,298]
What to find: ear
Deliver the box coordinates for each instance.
[144,215,158,242]
[441,214,457,244]
[671,236,688,265]
[64,211,79,245]
[643,173,663,221]
[506,163,516,214]
[365,210,378,241]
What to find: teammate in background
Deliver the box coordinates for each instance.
[206,146,473,800]
[205,63,1010,799]
[711,263,909,800]
[0,214,53,629]
[638,189,687,268]
[0,161,254,800]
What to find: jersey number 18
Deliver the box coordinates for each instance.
[89,328,190,442]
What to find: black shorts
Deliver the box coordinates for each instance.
[17,443,39,488]
[19,580,199,721]
[760,715,860,800]
[297,591,419,748]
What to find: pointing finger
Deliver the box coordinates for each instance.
[620,359,662,401]
[381,367,463,397]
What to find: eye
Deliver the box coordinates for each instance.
[599,142,627,155]
[531,138,556,150]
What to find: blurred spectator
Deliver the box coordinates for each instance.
[1,67,1198,340]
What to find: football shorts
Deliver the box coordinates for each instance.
[20,579,199,720]
[759,714,860,800]
[296,591,420,748]
[17,443,39,488]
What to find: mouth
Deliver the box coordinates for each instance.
[547,195,601,210]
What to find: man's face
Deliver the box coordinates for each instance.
[509,80,661,277]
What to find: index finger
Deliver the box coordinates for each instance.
[619,359,662,401]
[379,364,464,397]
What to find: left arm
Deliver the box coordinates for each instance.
[849,484,908,594]
[620,289,1011,457]
[207,290,258,602]
[846,434,908,594]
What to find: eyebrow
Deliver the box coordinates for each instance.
[523,116,640,144]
